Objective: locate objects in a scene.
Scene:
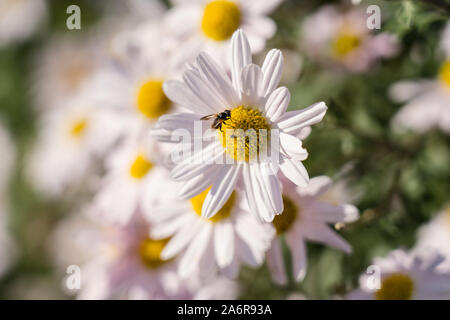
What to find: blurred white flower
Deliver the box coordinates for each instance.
[348,249,450,300]
[26,93,123,196]
[76,211,237,300]
[92,134,173,225]
[414,206,450,272]
[31,35,104,110]
[85,23,195,141]
[301,5,399,72]
[390,25,450,134]
[0,0,47,47]
[266,176,358,284]
[148,187,275,279]
[153,30,327,222]
[164,0,283,64]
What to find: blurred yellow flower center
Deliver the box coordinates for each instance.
[273,196,298,235]
[201,1,241,41]
[136,80,172,119]
[191,187,236,223]
[375,273,414,300]
[139,237,171,269]
[219,106,270,162]
[332,33,361,58]
[130,155,153,179]
[69,118,88,138]
[439,61,450,87]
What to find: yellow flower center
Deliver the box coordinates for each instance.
[439,60,450,88]
[69,118,88,138]
[273,196,298,235]
[201,0,241,41]
[332,33,361,58]
[130,154,153,179]
[190,187,236,223]
[219,106,271,162]
[139,237,171,269]
[375,273,414,300]
[136,80,172,120]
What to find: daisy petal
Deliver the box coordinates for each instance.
[163,80,215,114]
[278,102,327,134]
[279,157,309,187]
[265,87,290,122]
[176,167,220,199]
[161,218,203,259]
[242,163,273,222]
[241,64,264,106]
[202,165,240,219]
[280,132,308,161]
[258,162,283,214]
[179,223,213,278]
[286,231,308,281]
[197,52,239,106]
[266,239,287,285]
[214,222,235,268]
[304,224,352,254]
[231,29,252,94]
[262,49,283,98]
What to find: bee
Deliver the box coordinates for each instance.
[200,110,231,131]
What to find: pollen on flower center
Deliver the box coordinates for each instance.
[332,33,361,58]
[136,80,172,119]
[201,0,241,41]
[374,273,414,300]
[130,154,153,179]
[191,187,236,223]
[69,118,88,138]
[273,196,298,235]
[139,237,171,269]
[439,60,450,87]
[219,106,271,162]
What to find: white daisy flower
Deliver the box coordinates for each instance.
[347,249,450,300]
[85,23,196,140]
[390,24,450,134]
[148,187,275,279]
[31,34,104,110]
[266,176,359,284]
[26,93,122,196]
[92,134,173,225]
[414,206,450,272]
[164,0,284,64]
[76,211,237,300]
[301,4,399,72]
[152,29,328,222]
[0,0,47,47]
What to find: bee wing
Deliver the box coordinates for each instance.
[200,114,217,120]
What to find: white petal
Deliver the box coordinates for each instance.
[280,132,308,161]
[258,162,283,214]
[297,175,332,197]
[261,49,283,98]
[202,165,240,219]
[163,80,215,114]
[161,218,203,259]
[286,231,308,282]
[197,52,239,106]
[241,64,264,106]
[266,239,287,285]
[179,223,213,278]
[249,163,276,222]
[176,167,220,200]
[279,157,309,187]
[231,29,252,94]
[242,162,273,222]
[265,87,290,122]
[278,102,327,134]
[304,224,352,254]
[214,222,235,268]
[183,69,227,112]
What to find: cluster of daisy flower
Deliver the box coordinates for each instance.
[0,0,449,300]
